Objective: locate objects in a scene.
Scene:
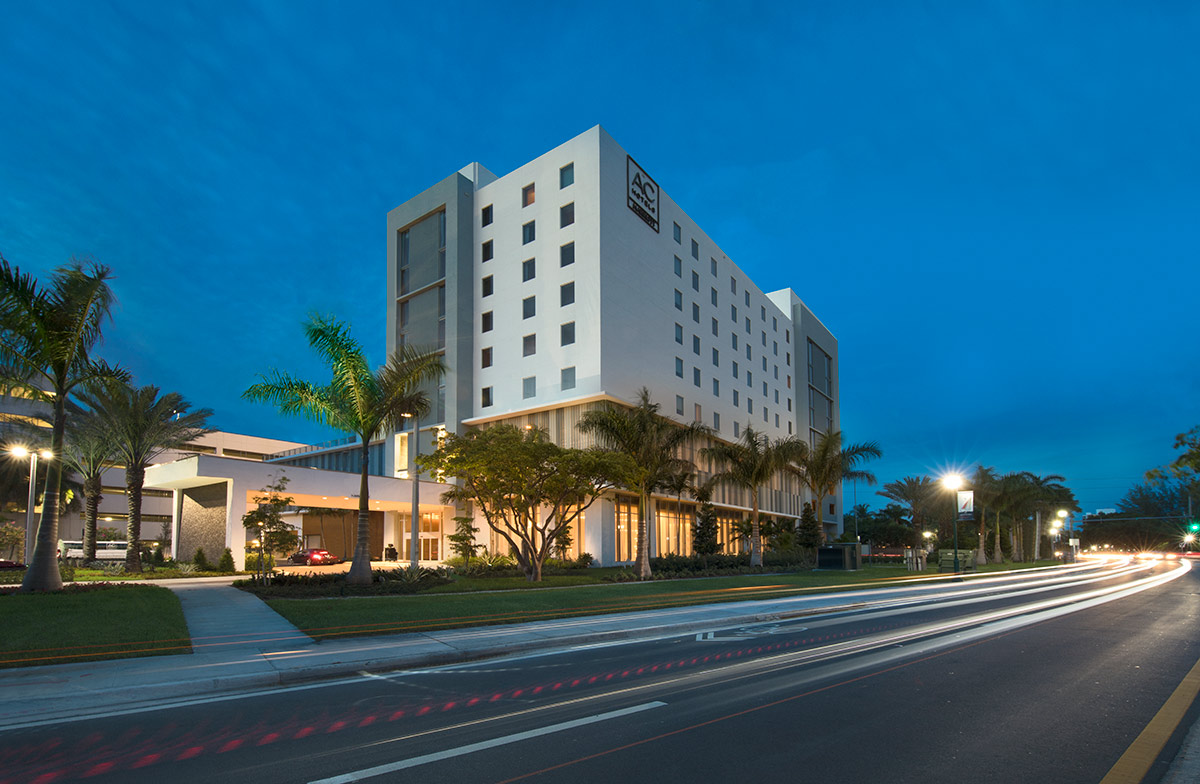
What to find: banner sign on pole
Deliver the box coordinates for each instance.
[956,490,974,521]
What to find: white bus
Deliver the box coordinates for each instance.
[58,540,128,560]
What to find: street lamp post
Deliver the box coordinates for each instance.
[942,473,964,575]
[11,447,52,565]
[1057,509,1070,562]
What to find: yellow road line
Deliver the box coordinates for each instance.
[1101,653,1200,783]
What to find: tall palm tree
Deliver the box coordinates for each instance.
[996,472,1034,561]
[703,425,808,567]
[61,404,117,561]
[794,430,881,530]
[0,256,125,592]
[878,476,937,547]
[578,387,709,579]
[245,315,445,585]
[1022,472,1069,561]
[971,465,1001,565]
[80,382,212,572]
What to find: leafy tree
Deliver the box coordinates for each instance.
[691,478,720,556]
[60,403,117,561]
[577,388,709,579]
[0,256,126,591]
[245,315,444,585]
[703,425,807,567]
[241,474,299,583]
[793,430,881,525]
[877,476,936,547]
[421,425,629,581]
[79,382,211,572]
[447,515,480,565]
[0,519,22,560]
[796,504,823,549]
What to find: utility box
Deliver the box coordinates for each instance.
[818,542,862,570]
[937,549,977,573]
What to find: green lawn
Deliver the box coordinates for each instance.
[267,561,1056,642]
[0,585,191,668]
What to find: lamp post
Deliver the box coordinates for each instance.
[403,411,420,571]
[1057,509,1070,562]
[942,473,964,575]
[11,446,52,565]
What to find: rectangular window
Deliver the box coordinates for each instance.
[694,403,702,422]
[787,398,792,412]
[730,276,737,294]
[522,183,535,207]
[762,331,767,346]
[745,344,751,359]
[786,329,791,342]
[482,240,493,262]
[676,395,685,415]
[772,317,778,331]
[732,333,738,349]
[693,368,701,387]
[523,296,535,319]
[561,366,576,390]
[710,287,718,306]
[482,387,493,407]
[522,221,535,244]
[761,305,766,321]
[712,378,719,396]
[481,205,493,226]
[732,361,739,379]
[734,421,740,438]
[745,317,751,334]
[561,321,575,345]
[560,242,575,266]
[711,318,719,337]
[786,351,791,365]
[692,303,700,323]
[762,356,767,371]
[774,389,780,403]
[674,256,682,277]
[560,202,575,228]
[523,334,536,356]
[691,239,699,259]
[733,389,740,406]
[711,258,718,276]
[673,222,682,243]
[692,335,700,355]
[713,411,720,430]
[560,163,574,188]
[747,370,753,386]
[482,311,493,332]
[712,348,719,366]
[748,398,754,414]
[773,341,778,356]
[561,281,575,306]
[731,305,737,322]
[744,291,750,307]
[674,290,683,311]
[482,275,493,297]
[481,347,492,368]
[691,270,700,291]
[675,323,684,344]
[788,421,793,434]
[675,357,684,378]
[522,258,536,281]
[762,381,767,395]
[522,376,536,399]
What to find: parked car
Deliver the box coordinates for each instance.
[288,548,341,566]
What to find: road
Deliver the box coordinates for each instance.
[2,557,1197,784]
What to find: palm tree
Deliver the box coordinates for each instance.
[80,382,212,572]
[793,430,881,531]
[995,472,1034,561]
[60,404,117,561]
[578,388,709,579]
[703,425,807,567]
[1022,472,1070,561]
[878,476,937,547]
[971,465,1001,565]
[0,256,125,592]
[245,315,444,585]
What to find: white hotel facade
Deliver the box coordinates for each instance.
[384,126,841,565]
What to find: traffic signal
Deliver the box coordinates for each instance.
[1189,521,1200,533]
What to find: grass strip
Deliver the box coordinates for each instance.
[0,585,192,668]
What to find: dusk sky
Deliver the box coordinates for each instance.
[1,2,1196,515]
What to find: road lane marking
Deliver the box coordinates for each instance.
[307,701,667,783]
[1099,652,1200,784]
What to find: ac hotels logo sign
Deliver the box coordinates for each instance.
[626,155,659,232]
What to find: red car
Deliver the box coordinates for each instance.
[288,549,341,566]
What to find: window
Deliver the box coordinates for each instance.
[747,370,753,386]
[744,291,750,306]
[734,421,740,438]
[675,323,684,344]
[673,222,681,243]
[482,240,493,262]
[745,317,751,333]
[731,305,737,322]
[788,421,793,434]
[561,321,575,346]
[745,344,751,359]
[732,361,739,379]
[774,366,779,379]
[694,403,702,422]
[748,398,754,414]
[522,258,536,281]
[561,366,576,390]
[692,303,700,323]
[691,271,700,291]
[560,242,575,266]
[560,202,575,228]
[693,368,700,387]
[481,347,492,368]
[482,275,493,297]
[711,318,719,337]
[561,281,575,306]
[482,311,493,332]
[713,412,720,430]
[762,356,767,371]
[692,335,700,355]
[676,395,685,415]
[674,256,682,277]
[523,376,536,399]
[732,333,738,349]
[560,163,574,188]
[772,317,778,331]
[773,341,778,356]
[674,290,683,311]
[762,331,767,346]
[786,329,791,342]
[712,378,719,396]
[787,398,793,412]
[523,334,536,356]
[733,389,740,406]
[711,258,718,276]
[675,357,684,378]
[774,389,780,403]
[761,306,766,321]
[522,221,535,244]
[481,205,493,226]
[712,347,719,366]
[762,381,768,395]
[522,183,535,207]
[786,351,791,365]
[711,287,718,306]
[482,387,493,407]
[523,296,535,319]
[730,276,737,294]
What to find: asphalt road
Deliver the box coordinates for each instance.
[2,558,1197,784]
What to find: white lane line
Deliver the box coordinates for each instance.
[308,700,667,784]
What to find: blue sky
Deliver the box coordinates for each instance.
[1,1,1196,514]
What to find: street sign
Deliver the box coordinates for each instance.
[956,490,974,521]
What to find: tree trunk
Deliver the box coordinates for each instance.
[1034,509,1042,561]
[125,464,144,572]
[976,510,988,566]
[21,394,66,592]
[83,474,101,561]
[346,441,373,585]
[635,490,652,579]
[992,511,1004,563]
[749,489,763,567]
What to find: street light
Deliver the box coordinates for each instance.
[10,446,52,565]
[941,473,963,575]
[1057,509,1070,562]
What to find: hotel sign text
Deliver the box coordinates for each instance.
[626,155,659,232]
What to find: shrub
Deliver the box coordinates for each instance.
[244,552,275,573]
[575,552,595,568]
[59,560,76,582]
[153,546,165,565]
[217,548,235,572]
[193,548,212,571]
[177,563,197,575]
[100,561,126,576]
